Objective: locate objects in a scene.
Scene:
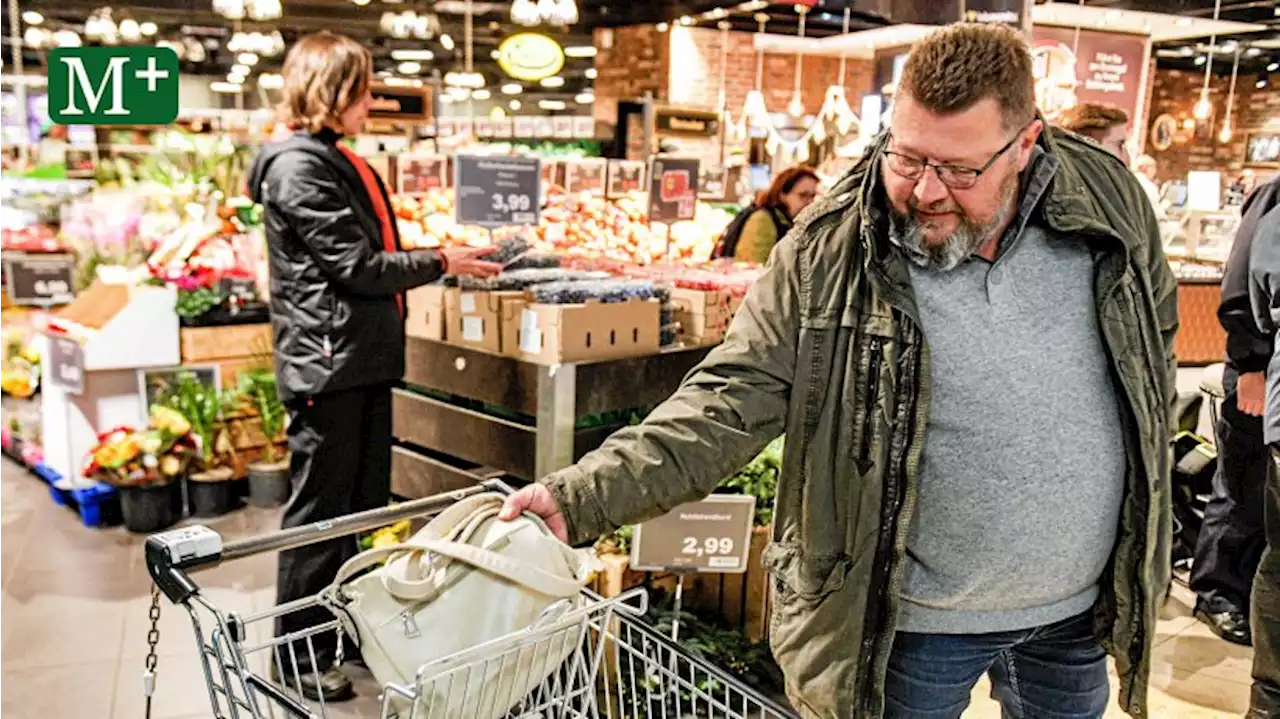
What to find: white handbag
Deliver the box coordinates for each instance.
[325,492,590,718]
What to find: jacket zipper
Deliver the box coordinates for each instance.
[857,337,884,473]
[857,319,926,715]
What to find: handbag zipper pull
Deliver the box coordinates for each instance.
[400,611,421,638]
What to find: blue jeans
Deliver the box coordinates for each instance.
[884,611,1110,719]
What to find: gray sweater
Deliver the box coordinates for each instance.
[897,153,1128,634]
[1247,206,1280,445]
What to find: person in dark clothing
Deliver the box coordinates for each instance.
[1246,203,1280,717]
[247,31,500,701]
[1192,177,1280,646]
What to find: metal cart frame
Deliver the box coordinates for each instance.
[143,479,797,719]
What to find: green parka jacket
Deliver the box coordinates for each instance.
[543,125,1178,718]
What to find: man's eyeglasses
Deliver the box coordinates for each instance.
[883,124,1030,190]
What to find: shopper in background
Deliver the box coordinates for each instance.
[731,165,820,263]
[1133,155,1167,218]
[247,31,500,702]
[1057,102,1132,165]
[1192,176,1280,646]
[503,23,1174,718]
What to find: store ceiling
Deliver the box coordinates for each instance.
[2,0,1276,90]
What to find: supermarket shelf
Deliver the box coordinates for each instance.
[393,338,713,488]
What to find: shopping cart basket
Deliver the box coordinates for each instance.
[142,479,798,719]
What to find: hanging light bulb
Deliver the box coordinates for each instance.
[743,90,768,121]
[550,0,578,26]
[1218,122,1233,143]
[788,94,805,118]
[511,0,540,25]
[536,0,558,24]
[1193,91,1212,120]
[1220,47,1240,144]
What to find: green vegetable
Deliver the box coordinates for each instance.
[175,287,225,319]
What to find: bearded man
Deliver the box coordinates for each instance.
[503,23,1176,719]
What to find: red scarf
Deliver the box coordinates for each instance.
[336,144,403,319]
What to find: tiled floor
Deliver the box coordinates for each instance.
[0,454,1256,718]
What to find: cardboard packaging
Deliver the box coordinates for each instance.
[502,298,660,364]
[670,287,735,345]
[444,288,523,353]
[405,284,447,341]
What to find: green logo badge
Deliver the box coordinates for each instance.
[48,47,179,126]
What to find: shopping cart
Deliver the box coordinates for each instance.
[143,479,797,719]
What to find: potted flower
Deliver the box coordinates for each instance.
[235,367,291,507]
[158,371,239,517]
[83,406,198,532]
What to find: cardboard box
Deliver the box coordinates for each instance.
[505,298,660,364]
[406,285,447,341]
[444,288,523,353]
[669,287,734,344]
[180,323,273,363]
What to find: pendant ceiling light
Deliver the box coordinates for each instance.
[212,0,282,22]
[511,0,577,27]
[787,5,808,118]
[1194,0,1224,120]
[380,10,440,40]
[741,13,769,124]
[1219,46,1240,143]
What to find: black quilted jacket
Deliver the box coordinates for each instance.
[247,129,443,403]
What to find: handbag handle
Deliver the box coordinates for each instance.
[330,495,587,600]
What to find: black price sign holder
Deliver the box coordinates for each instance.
[646,157,701,262]
[4,253,77,306]
[48,335,86,395]
[630,494,756,642]
[454,155,542,229]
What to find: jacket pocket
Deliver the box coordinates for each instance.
[763,540,858,714]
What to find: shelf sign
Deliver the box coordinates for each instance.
[4,253,76,306]
[630,494,756,573]
[397,155,447,194]
[647,157,700,223]
[655,107,721,138]
[454,154,541,228]
[48,336,86,395]
[369,84,432,122]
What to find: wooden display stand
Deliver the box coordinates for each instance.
[41,281,181,485]
[179,322,273,388]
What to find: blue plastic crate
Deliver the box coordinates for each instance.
[35,462,121,528]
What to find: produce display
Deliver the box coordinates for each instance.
[0,328,41,399]
[392,187,735,265]
[527,278,661,305]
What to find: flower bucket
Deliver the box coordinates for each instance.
[119,481,183,533]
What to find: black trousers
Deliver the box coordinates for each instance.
[1192,367,1268,615]
[1252,448,1280,716]
[274,383,393,672]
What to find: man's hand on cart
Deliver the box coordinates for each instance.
[500,484,569,543]
[439,246,503,277]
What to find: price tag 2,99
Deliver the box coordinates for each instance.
[630,494,756,573]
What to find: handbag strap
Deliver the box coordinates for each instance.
[330,496,586,600]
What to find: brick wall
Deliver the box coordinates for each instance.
[592,25,874,125]
[592,25,670,126]
[1147,67,1280,185]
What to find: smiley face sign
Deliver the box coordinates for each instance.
[497,33,566,82]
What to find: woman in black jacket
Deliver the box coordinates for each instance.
[247,31,500,700]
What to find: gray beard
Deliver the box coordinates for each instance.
[892,180,1018,272]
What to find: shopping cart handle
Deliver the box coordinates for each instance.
[145,526,224,604]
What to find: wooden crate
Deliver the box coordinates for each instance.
[181,324,273,364]
[688,525,771,641]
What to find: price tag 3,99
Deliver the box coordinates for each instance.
[630,494,756,574]
[454,154,541,228]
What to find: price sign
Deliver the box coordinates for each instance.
[454,155,541,228]
[4,253,76,305]
[647,157,700,224]
[630,494,755,573]
[48,336,86,395]
[397,154,448,194]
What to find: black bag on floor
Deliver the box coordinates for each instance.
[1170,392,1215,570]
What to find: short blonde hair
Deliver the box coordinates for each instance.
[280,32,372,133]
[899,23,1036,132]
[1057,103,1129,142]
